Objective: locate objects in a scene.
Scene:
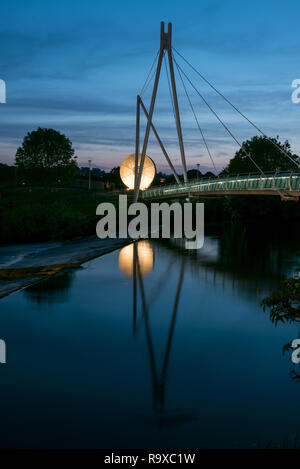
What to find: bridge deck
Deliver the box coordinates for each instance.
[142,172,300,200]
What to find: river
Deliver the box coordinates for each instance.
[0,223,299,448]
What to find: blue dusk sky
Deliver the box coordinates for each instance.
[0,0,299,173]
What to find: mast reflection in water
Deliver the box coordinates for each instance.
[119,240,198,427]
[0,225,300,448]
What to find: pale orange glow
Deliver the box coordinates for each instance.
[120,153,155,190]
[118,241,154,277]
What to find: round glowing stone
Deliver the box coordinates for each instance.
[120,153,155,190]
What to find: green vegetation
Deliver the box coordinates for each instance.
[0,163,15,184]
[0,189,114,243]
[261,268,300,324]
[15,127,78,185]
[262,266,300,384]
[0,127,123,243]
[221,135,299,174]
[192,194,300,224]
[1,132,300,243]
[204,135,300,223]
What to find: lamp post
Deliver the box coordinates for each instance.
[197,163,200,180]
[88,159,92,190]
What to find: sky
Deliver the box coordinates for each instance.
[0,0,300,174]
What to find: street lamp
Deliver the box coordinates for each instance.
[88,159,92,190]
[197,163,200,180]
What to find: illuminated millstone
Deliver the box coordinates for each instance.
[118,241,154,278]
[120,153,155,190]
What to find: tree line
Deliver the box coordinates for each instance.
[1,127,299,188]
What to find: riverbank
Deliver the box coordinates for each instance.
[0,188,120,243]
[0,236,132,298]
[2,187,300,245]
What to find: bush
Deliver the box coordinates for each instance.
[0,190,102,243]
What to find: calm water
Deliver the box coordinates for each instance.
[0,224,300,448]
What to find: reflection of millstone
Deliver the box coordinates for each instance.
[120,153,156,190]
[118,241,154,278]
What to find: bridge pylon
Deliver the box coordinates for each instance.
[134,22,188,202]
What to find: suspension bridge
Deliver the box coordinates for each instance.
[132,22,300,202]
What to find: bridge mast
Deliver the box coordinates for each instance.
[134,22,188,202]
[166,23,188,185]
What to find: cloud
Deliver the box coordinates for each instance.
[0,0,299,172]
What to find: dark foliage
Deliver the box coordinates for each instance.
[261,269,300,325]
[15,127,78,184]
[222,135,299,175]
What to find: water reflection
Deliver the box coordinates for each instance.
[261,265,300,382]
[136,253,184,412]
[121,227,300,424]
[1,225,300,447]
[122,240,198,426]
[157,223,299,300]
[118,241,154,278]
[24,270,75,304]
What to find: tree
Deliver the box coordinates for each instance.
[203,171,215,178]
[261,269,300,325]
[15,127,78,184]
[0,163,15,182]
[103,167,122,188]
[187,169,203,179]
[222,135,299,175]
[154,172,176,185]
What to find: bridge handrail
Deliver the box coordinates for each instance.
[141,170,300,198]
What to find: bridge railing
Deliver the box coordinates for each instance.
[141,171,300,199]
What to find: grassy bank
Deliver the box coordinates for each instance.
[1,187,300,244]
[0,189,116,243]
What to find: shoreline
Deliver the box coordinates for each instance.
[0,236,133,299]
